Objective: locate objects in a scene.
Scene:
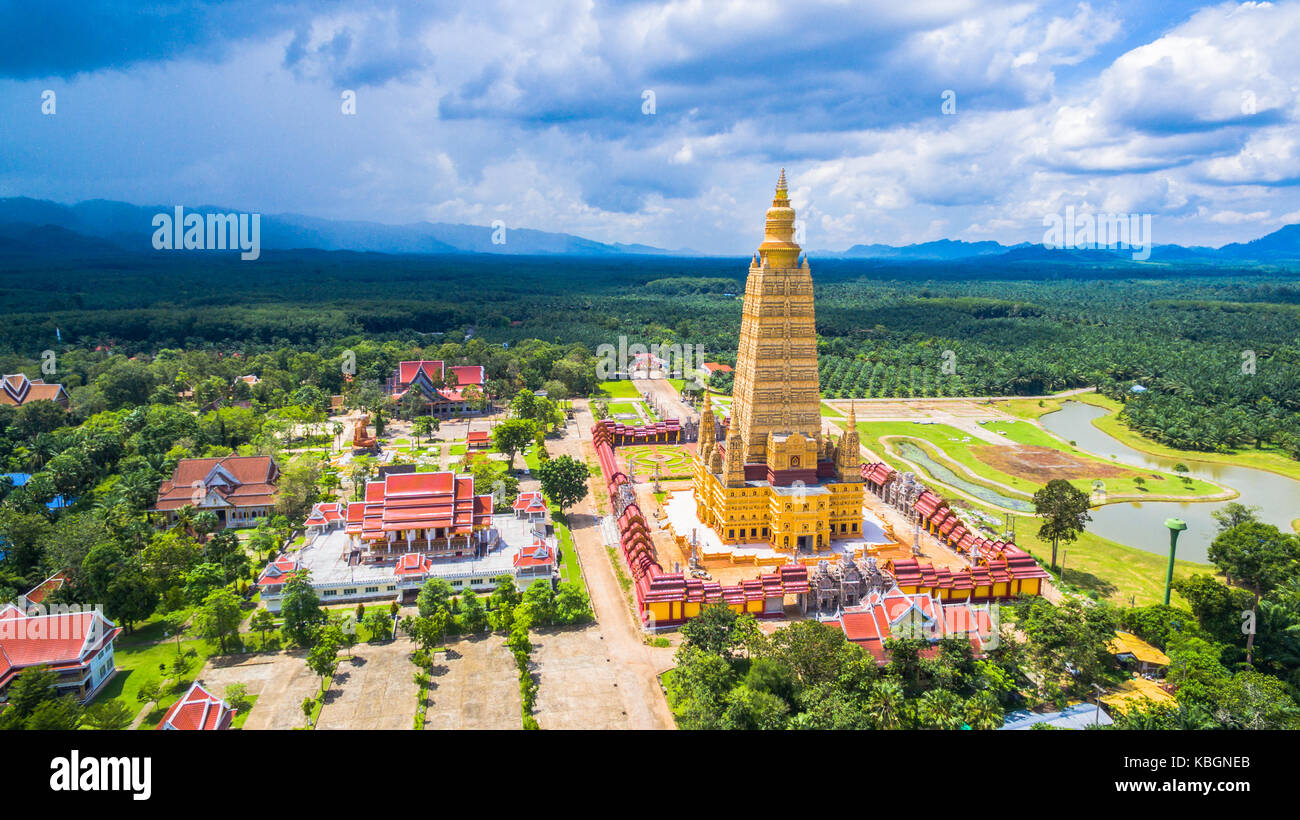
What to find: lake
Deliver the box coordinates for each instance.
[1039,401,1300,563]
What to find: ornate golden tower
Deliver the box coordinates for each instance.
[729,170,823,465]
[689,171,865,551]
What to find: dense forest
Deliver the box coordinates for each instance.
[3,246,1297,460]
[0,246,1297,730]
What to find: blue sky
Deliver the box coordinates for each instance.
[2,0,1299,253]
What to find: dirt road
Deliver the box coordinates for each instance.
[551,400,676,730]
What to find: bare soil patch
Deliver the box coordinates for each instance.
[974,444,1131,483]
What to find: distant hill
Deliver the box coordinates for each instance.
[0,196,1298,264]
[814,238,1019,261]
[0,197,702,258]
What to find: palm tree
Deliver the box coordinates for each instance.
[963,689,1004,730]
[866,679,906,729]
[918,689,964,730]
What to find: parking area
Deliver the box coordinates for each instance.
[423,635,522,730]
[315,638,418,730]
[195,651,321,730]
[531,625,660,730]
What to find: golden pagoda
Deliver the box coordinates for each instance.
[692,171,864,551]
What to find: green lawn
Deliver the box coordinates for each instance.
[595,380,643,398]
[230,695,258,729]
[820,402,843,418]
[94,634,215,726]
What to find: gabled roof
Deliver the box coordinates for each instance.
[152,455,279,512]
[513,539,555,568]
[256,556,299,587]
[0,373,69,407]
[157,680,235,730]
[353,470,493,540]
[305,502,344,525]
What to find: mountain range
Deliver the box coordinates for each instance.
[0,196,1299,264]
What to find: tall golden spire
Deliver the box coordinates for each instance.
[758,168,799,267]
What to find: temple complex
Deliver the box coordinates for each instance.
[692,171,865,551]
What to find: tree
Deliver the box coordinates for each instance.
[363,608,393,642]
[1216,669,1300,729]
[536,455,590,516]
[492,418,537,470]
[720,685,789,730]
[280,572,325,647]
[553,582,593,625]
[1208,522,1300,664]
[865,679,906,729]
[521,580,557,626]
[104,568,159,634]
[224,682,251,712]
[1032,479,1093,572]
[26,696,84,730]
[83,698,135,730]
[412,415,438,447]
[663,646,735,730]
[963,689,1004,730]
[249,608,276,649]
[681,603,760,662]
[305,634,340,691]
[184,562,226,604]
[917,689,964,730]
[458,588,488,633]
[0,665,60,729]
[275,458,324,521]
[416,578,454,618]
[1211,502,1259,534]
[193,588,244,654]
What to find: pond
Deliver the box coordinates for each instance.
[1039,401,1300,563]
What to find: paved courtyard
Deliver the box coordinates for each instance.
[531,624,671,730]
[195,650,321,730]
[315,637,418,730]
[423,635,522,730]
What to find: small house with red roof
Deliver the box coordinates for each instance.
[157,680,235,730]
[512,539,556,586]
[304,502,345,537]
[0,603,121,703]
[835,587,996,665]
[512,491,548,521]
[466,430,491,449]
[388,361,487,416]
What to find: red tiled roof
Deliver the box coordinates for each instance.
[305,502,344,525]
[353,471,493,541]
[157,681,235,730]
[513,540,555,569]
[151,455,279,512]
[0,604,121,689]
[0,374,69,407]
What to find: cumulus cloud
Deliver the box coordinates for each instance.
[3,0,1300,252]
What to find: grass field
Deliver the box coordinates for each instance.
[596,380,644,398]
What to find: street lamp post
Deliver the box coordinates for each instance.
[1163,518,1188,606]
